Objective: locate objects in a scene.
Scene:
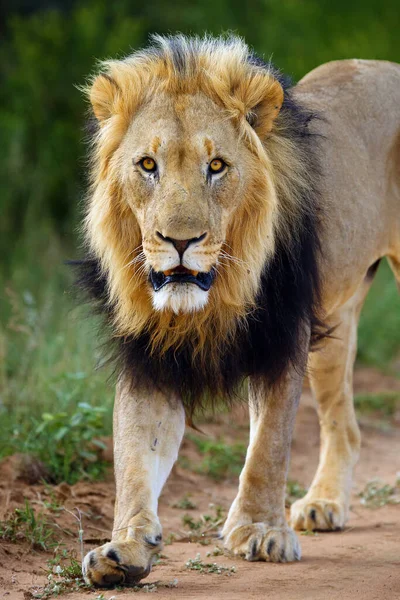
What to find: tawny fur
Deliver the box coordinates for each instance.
[80,37,400,587]
[84,36,316,360]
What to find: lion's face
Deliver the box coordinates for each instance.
[118,92,249,313]
[86,39,287,344]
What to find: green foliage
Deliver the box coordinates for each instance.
[286,480,307,506]
[206,546,224,557]
[182,505,225,532]
[47,549,83,580]
[31,403,108,483]
[169,505,226,545]
[354,391,400,418]
[0,4,144,261]
[32,550,89,598]
[185,553,236,575]
[358,479,400,509]
[42,485,64,513]
[0,242,113,482]
[186,435,246,480]
[173,494,197,510]
[182,513,204,531]
[357,260,400,372]
[0,499,57,550]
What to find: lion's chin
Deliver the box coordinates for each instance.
[151,284,209,314]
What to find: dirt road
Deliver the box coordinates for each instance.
[1,368,399,600]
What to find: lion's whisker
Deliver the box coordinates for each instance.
[219,249,248,267]
[124,244,143,260]
[219,254,244,267]
[121,252,146,273]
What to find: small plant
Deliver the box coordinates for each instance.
[173,494,197,510]
[185,553,236,575]
[286,480,307,506]
[182,505,225,531]
[206,546,224,557]
[185,435,246,480]
[30,403,109,484]
[31,549,89,598]
[180,505,225,544]
[41,484,63,513]
[164,532,177,545]
[0,499,57,550]
[358,478,400,508]
[47,549,83,578]
[129,579,179,593]
[355,392,399,418]
[182,513,203,531]
[161,505,227,546]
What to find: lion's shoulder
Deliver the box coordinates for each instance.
[296,58,400,96]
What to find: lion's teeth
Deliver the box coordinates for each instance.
[162,268,199,277]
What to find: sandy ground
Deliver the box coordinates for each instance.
[0,367,399,600]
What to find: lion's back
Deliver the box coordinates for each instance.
[298,58,400,97]
[296,58,400,127]
[293,59,400,315]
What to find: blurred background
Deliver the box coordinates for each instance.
[0,0,399,482]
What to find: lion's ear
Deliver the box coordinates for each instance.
[89,74,120,123]
[242,74,284,137]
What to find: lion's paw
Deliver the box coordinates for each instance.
[223,523,301,563]
[290,497,347,531]
[82,536,161,588]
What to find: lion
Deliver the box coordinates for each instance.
[75,35,400,587]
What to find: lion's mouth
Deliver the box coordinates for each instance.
[149,265,215,292]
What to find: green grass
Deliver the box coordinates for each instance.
[0,230,114,482]
[184,435,246,480]
[357,260,400,372]
[185,553,236,575]
[358,479,400,509]
[172,494,198,510]
[31,550,89,598]
[181,436,308,502]
[286,480,307,506]
[165,505,226,545]
[355,392,400,418]
[31,403,109,483]
[0,499,58,551]
[182,505,225,533]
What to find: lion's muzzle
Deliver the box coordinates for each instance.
[149,266,215,291]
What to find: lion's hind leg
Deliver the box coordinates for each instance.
[290,282,373,532]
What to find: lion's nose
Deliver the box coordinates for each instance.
[156,232,207,258]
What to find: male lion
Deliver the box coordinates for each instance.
[77,35,400,587]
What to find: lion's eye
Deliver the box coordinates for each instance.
[208,158,226,175]
[139,157,157,172]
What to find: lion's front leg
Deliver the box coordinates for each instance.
[222,371,302,563]
[82,378,185,588]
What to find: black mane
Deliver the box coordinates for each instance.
[73,52,326,414]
